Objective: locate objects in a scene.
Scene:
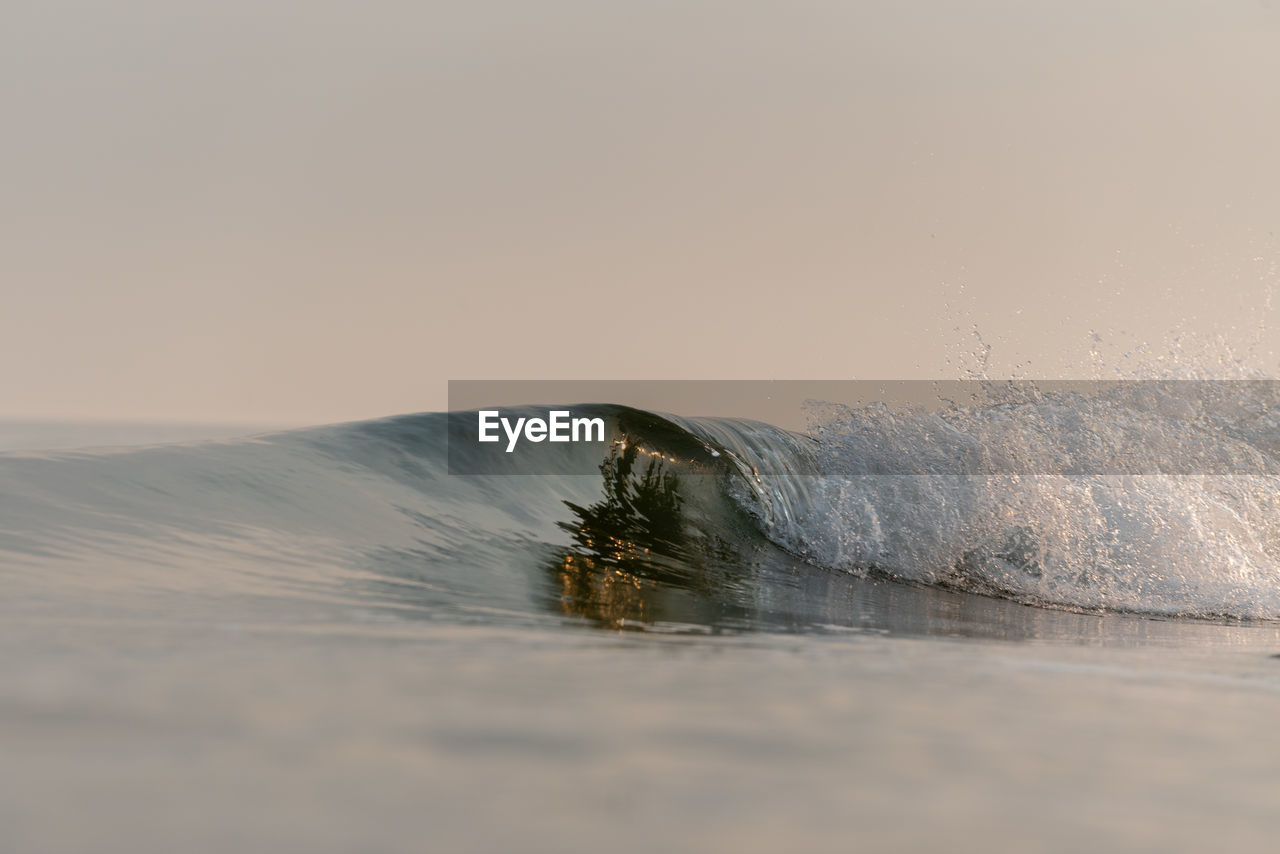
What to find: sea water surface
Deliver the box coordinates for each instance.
[4,394,1280,852]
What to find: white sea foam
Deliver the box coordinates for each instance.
[742,382,1280,618]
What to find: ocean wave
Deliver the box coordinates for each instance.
[7,385,1280,622]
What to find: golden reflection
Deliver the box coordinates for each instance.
[547,441,700,629]
[554,553,654,629]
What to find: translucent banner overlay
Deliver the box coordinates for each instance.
[447,380,1280,475]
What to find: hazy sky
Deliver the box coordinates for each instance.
[3,1,1278,423]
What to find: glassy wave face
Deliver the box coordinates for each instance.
[7,385,1280,629]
